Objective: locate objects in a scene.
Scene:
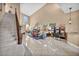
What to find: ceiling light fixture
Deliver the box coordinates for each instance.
[69,7,72,24]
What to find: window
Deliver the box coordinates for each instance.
[22,14,29,25]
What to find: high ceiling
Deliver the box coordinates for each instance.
[20,3,79,16]
[59,3,79,13]
[20,3,46,16]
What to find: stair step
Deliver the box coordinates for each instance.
[0,13,25,56]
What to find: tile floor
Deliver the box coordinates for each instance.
[23,34,79,56]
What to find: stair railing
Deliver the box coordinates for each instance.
[15,8,22,44]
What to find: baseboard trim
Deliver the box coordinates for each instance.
[67,41,79,49]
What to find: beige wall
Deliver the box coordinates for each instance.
[5,3,19,14]
[30,3,79,47]
[30,3,79,33]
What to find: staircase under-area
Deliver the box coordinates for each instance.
[0,13,32,56]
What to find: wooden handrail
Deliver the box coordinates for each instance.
[15,8,22,44]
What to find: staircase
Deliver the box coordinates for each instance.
[0,13,25,56]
